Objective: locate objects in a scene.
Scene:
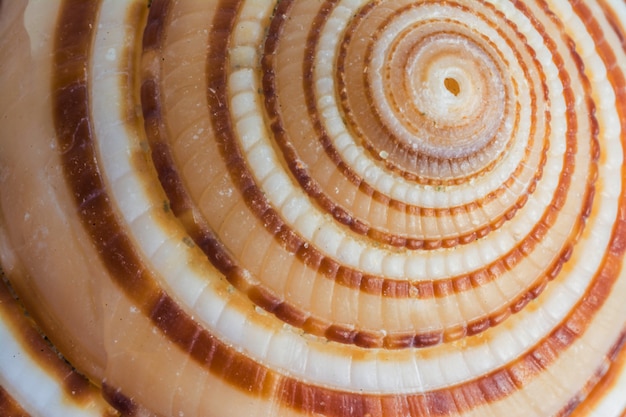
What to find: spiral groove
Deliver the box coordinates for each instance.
[1,0,626,416]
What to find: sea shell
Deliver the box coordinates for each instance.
[1,0,626,415]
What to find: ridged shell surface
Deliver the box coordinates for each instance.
[1,0,626,416]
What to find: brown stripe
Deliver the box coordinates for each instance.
[563,4,626,412]
[331,25,539,250]
[341,3,522,182]
[142,0,169,51]
[0,262,98,407]
[53,0,275,407]
[140,0,598,350]
[53,0,167,409]
[52,1,626,416]
[600,0,626,51]
[260,0,594,310]
[313,0,562,242]
[333,0,533,185]
[263,1,537,250]
[212,0,591,302]
[101,382,158,416]
[133,0,436,346]
[566,331,626,417]
[270,0,618,414]
[137,0,598,350]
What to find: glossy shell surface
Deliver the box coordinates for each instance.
[1,0,626,416]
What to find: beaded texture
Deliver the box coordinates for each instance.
[1,0,626,416]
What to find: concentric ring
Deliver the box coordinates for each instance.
[0,0,626,416]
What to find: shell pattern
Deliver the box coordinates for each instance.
[1,0,626,416]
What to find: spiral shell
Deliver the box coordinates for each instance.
[1,0,626,415]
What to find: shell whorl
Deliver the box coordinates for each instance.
[0,0,626,416]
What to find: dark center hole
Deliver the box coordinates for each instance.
[444,77,460,96]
